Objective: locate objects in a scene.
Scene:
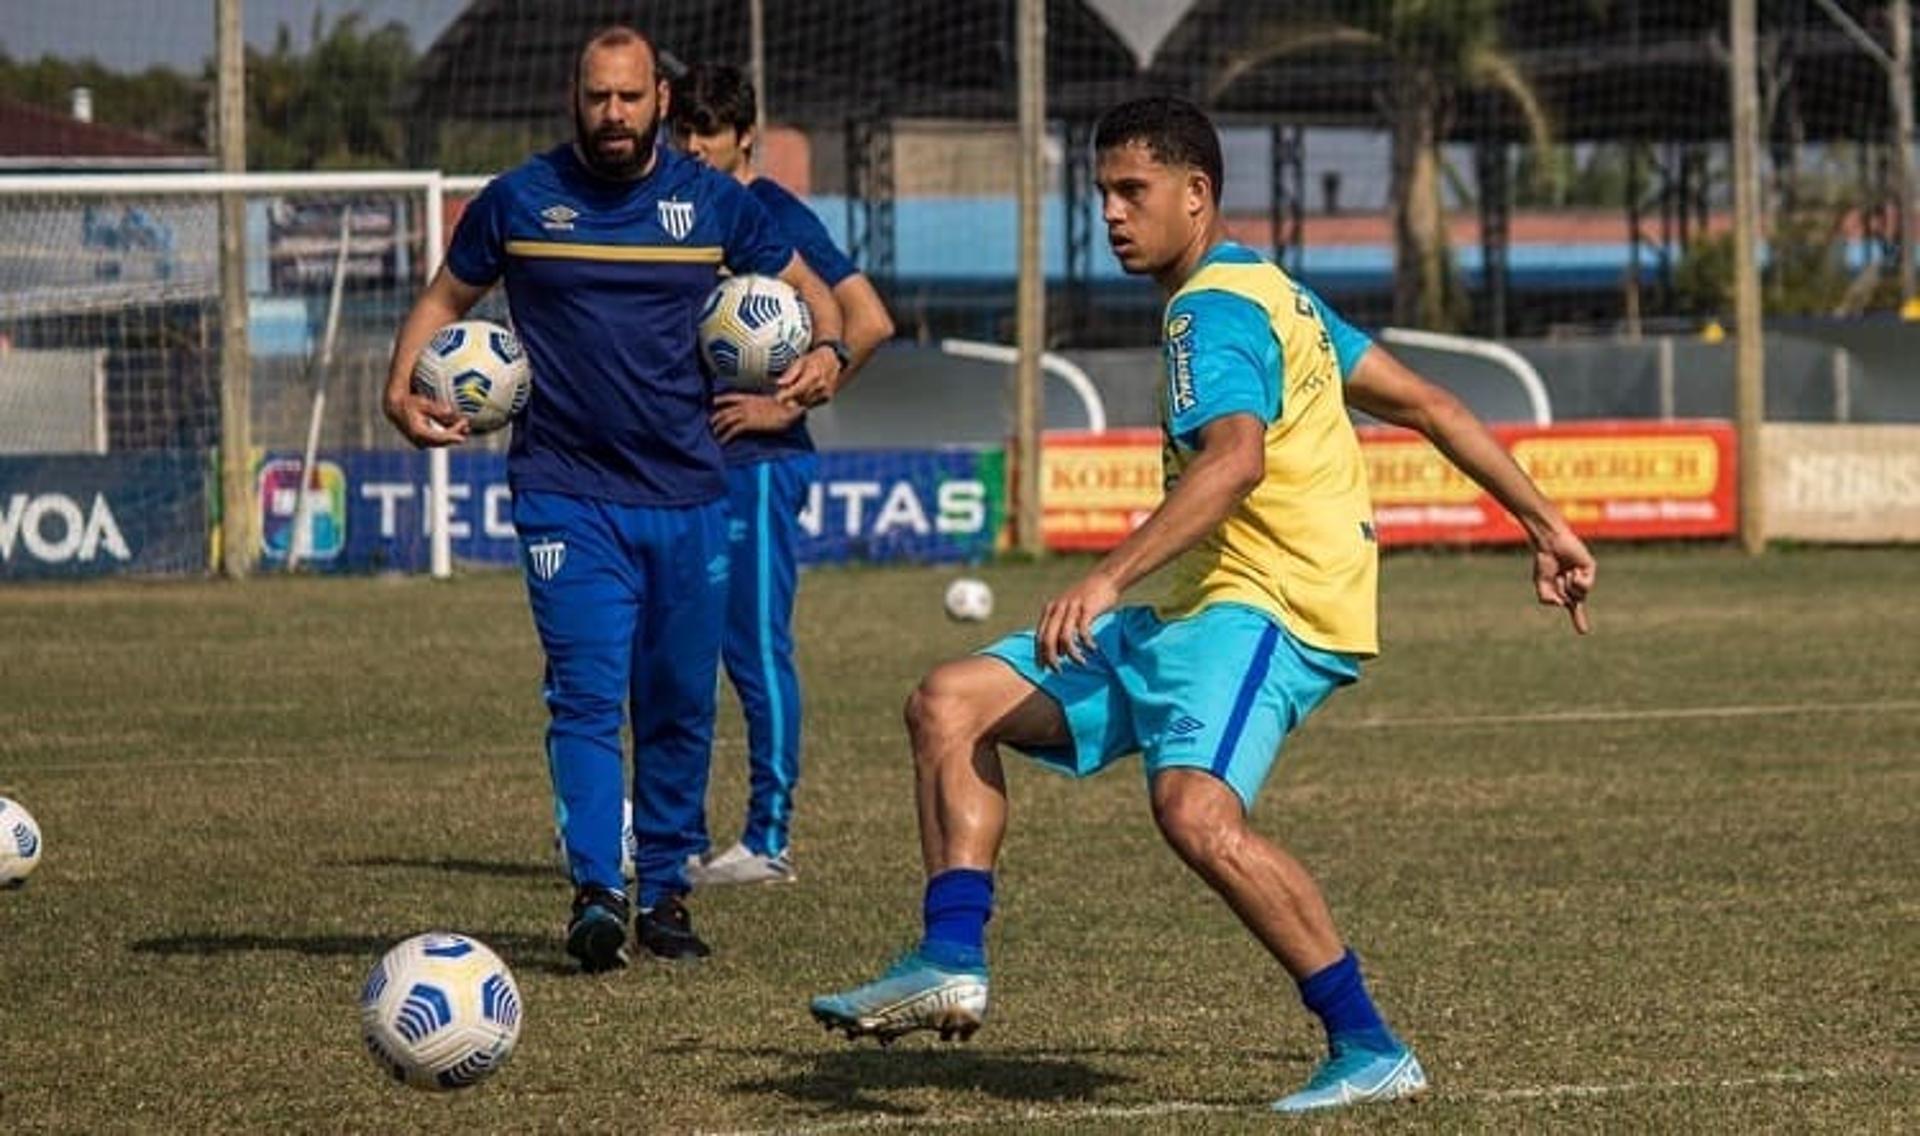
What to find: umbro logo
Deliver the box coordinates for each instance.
[1167,715,1205,738]
[539,203,577,231]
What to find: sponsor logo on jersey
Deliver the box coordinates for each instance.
[1164,311,1197,415]
[539,204,577,231]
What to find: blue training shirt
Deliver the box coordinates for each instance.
[446,144,795,506]
[718,176,861,467]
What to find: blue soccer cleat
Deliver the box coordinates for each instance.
[810,950,989,1043]
[1272,1039,1428,1113]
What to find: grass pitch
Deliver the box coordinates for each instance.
[1,547,1916,1133]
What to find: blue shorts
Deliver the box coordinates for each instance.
[980,603,1360,810]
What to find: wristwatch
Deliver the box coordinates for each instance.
[813,337,853,370]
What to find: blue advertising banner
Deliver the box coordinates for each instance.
[0,452,208,578]
[797,449,1004,564]
[256,448,1003,573]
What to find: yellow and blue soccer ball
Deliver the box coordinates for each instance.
[411,319,532,435]
[359,932,522,1091]
[698,274,813,390]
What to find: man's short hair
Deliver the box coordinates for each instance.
[668,63,757,137]
[576,24,658,86]
[1094,96,1225,203]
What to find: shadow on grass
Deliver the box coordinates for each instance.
[724,1045,1139,1116]
[128,931,579,976]
[330,855,557,880]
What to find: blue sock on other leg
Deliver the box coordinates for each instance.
[917,868,993,970]
[1297,948,1400,1055]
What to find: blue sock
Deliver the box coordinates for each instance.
[918,868,993,969]
[1297,949,1399,1054]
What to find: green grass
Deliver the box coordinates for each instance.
[1,547,1916,1132]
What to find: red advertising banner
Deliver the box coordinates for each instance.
[1039,429,1164,550]
[1040,420,1737,550]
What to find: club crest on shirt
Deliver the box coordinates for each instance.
[1164,311,1197,414]
[526,538,566,581]
[658,199,695,241]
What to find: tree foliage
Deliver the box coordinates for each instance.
[1220,0,1554,331]
[245,13,415,170]
[0,12,417,170]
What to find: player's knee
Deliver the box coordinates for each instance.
[545,687,624,734]
[1151,779,1244,868]
[904,665,987,749]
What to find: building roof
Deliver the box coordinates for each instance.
[0,96,212,170]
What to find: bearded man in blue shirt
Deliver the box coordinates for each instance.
[382,24,848,972]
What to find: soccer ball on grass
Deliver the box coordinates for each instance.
[0,797,42,886]
[359,932,522,1091]
[943,578,994,622]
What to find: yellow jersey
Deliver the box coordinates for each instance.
[1152,242,1380,656]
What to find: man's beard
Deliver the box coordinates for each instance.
[574,106,659,179]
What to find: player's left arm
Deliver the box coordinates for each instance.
[711,269,893,443]
[1345,346,1595,633]
[770,253,845,409]
[829,272,895,380]
[718,180,845,408]
[1035,413,1265,669]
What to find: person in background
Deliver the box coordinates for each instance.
[670,62,894,887]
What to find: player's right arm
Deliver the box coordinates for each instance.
[1034,290,1275,668]
[1344,346,1595,633]
[382,267,487,448]
[1034,412,1265,669]
[385,178,511,448]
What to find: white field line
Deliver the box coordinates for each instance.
[697,1066,1911,1136]
[1321,698,1920,730]
[13,698,1920,776]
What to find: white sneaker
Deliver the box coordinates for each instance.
[687,841,797,887]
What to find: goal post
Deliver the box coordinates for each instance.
[0,170,449,577]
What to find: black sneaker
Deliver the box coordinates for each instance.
[636,893,710,961]
[566,885,631,974]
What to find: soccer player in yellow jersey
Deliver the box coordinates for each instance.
[811,96,1595,1114]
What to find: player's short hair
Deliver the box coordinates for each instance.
[1094,96,1224,203]
[668,63,757,137]
[575,24,659,86]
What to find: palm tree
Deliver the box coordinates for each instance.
[1211,0,1552,330]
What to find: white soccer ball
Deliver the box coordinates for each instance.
[359,932,522,1092]
[0,797,42,886]
[943,577,994,622]
[698,273,812,390]
[411,319,532,435]
[552,797,637,882]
